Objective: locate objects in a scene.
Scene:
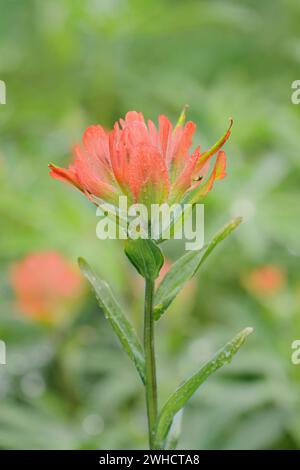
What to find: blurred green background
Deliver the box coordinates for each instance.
[1,0,300,449]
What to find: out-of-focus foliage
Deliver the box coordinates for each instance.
[0,0,300,449]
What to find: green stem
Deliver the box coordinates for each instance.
[144,277,158,449]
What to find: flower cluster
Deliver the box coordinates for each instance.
[49,110,232,208]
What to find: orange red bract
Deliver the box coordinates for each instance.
[49,110,232,207]
[10,251,84,323]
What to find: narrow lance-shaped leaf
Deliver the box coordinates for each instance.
[154,327,253,450]
[78,257,145,384]
[165,409,184,450]
[154,217,242,320]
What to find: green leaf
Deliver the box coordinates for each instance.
[125,238,164,280]
[154,217,242,319]
[154,327,254,450]
[78,257,145,384]
[165,409,184,450]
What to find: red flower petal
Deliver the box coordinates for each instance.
[128,143,170,206]
[187,150,227,203]
[74,144,120,204]
[158,115,173,162]
[169,121,197,181]
[49,163,82,190]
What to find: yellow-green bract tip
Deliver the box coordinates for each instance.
[232,216,243,226]
[175,104,189,128]
[243,327,254,336]
[77,257,86,268]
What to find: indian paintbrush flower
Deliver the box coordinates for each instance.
[48,108,253,450]
[49,110,232,209]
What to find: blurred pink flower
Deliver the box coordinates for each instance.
[244,265,285,296]
[156,258,172,286]
[10,251,84,323]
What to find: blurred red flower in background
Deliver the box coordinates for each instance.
[49,110,231,208]
[10,251,85,323]
[243,264,285,297]
[156,258,172,286]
